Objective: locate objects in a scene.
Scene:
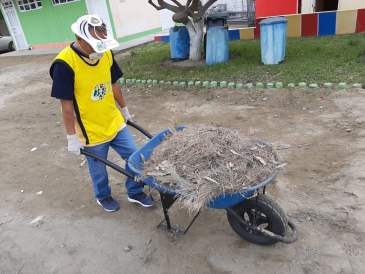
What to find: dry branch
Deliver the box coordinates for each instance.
[141,125,282,213]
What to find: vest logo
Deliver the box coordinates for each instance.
[91,82,111,101]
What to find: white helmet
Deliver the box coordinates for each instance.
[71,14,119,53]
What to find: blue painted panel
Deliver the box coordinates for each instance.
[259,17,288,65]
[161,35,170,42]
[228,29,240,40]
[318,12,337,36]
[169,26,190,59]
[206,27,229,66]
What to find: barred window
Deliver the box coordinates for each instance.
[2,1,13,8]
[52,0,79,6]
[17,0,42,11]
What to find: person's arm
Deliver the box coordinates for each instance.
[60,99,84,155]
[50,61,83,155]
[112,82,132,121]
[112,82,126,108]
[60,99,76,135]
[109,51,131,121]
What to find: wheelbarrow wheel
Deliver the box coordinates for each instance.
[227,195,288,245]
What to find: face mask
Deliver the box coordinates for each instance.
[89,52,104,60]
[78,42,104,60]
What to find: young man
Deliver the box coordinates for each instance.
[50,14,153,212]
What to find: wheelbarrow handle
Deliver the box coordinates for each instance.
[80,149,139,181]
[79,121,151,182]
[127,120,153,139]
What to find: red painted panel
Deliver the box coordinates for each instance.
[154,36,162,42]
[356,9,365,33]
[256,0,297,18]
[301,13,318,37]
[254,17,266,39]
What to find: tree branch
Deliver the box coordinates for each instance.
[148,0,163,10]
[185,0,192,9]
[148,0,183,13]
[170,0,184,8]
[190,0,201,11]
[172,10,190,24]
[183,0,204,22]
[158,0,183,13]
[197,0,218,17]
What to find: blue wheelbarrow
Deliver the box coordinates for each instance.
[81,121,298,246]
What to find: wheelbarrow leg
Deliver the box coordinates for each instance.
[157,191,201,236]
[158,191,177,232]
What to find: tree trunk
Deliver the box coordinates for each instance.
[185,20,204,61]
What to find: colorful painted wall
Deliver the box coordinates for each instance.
[301,0,365,14]
[256,0,297,18]
[155,8,365,42]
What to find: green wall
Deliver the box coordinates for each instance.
[16,0,87,45]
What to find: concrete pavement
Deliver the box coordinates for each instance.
[0,29,169,57]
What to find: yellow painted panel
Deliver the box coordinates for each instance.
[285,14,301,37]
[239,28,254,40]
[336,10,357,34]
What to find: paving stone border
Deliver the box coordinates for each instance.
[118,78,362,90]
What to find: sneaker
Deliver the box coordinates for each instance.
[97,196,120,212]
[128,193,154,207]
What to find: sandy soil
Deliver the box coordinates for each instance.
[0,54,365,274]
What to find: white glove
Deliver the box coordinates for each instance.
[121,106,132,122]
[67,134,84,156]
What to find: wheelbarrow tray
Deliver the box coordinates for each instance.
[128,127,279,209]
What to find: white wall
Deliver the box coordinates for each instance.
[109,0,164,39]
[338,0,365,10]
[301,0,313,14]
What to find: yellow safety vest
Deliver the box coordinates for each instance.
[53,46,124,146]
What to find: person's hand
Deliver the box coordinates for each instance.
[121,106,133,122]
[67,134,84,156]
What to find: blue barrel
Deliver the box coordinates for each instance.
[169,26,190,60]
[206,26,229,66]
[259,17,288,65]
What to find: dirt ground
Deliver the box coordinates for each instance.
[1,53,365,274]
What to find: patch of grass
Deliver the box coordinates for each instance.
[117,33,365,85]
[347,37,361,46]
[358,54,365,64]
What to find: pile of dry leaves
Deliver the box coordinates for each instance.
[141,125,283,212]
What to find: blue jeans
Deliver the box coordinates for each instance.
[83,127,143,200]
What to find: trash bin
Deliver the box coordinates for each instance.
[206,26,229,66]
[259,17,288,65]
[204,12,229,55]
[169,26,190,61]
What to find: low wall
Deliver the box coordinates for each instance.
[154,8,365,42]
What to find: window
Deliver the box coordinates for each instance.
[2,1,13,9]
[51,0,78,6]
[17,0,42,11]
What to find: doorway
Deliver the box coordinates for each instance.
[314,0,339,12]
[0,9,10,35]
[85,0,114,38]
[159,0,174,30]
[0,0,28,50]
